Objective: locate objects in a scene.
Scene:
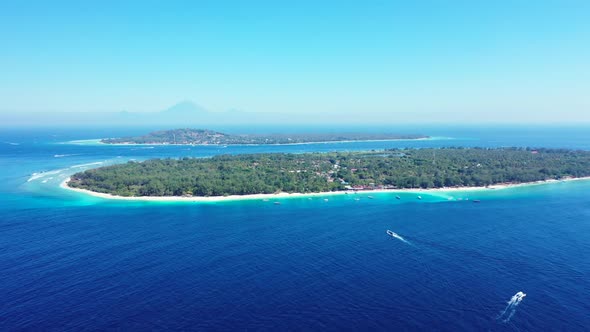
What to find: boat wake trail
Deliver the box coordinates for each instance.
[497,291,526,323]
[386,230,411,245]
[54,154,82,158]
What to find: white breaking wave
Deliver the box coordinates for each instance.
[28,161,105,182]
[41,177,55,184]
[70,161,104,168]
[28,169,68,182]
[497,291,526,323]
[386,230,410,244]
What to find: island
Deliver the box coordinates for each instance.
[66,148,590,198]
[100,128,429,145]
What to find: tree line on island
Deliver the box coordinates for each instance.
[100,128,428,145]
[68,147,590,197]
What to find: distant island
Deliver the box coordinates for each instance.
[100,128,429,145]
[67,148,590,198]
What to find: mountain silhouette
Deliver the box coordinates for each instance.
[161,101,208,116]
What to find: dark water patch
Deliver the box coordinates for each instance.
[1,127,590,330]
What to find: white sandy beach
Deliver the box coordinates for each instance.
[59,176,590,203]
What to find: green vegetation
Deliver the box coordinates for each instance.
[68,148,590,197]
[101,128,428,145]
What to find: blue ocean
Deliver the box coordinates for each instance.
[1,125,590,331]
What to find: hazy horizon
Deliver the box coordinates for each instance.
[1,1,589,125]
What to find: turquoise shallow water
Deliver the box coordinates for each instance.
[1,126,590,330]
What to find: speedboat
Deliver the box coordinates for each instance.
[417,195,422,200]
[386,230,401,238]
[395,195,401,200]
[386,230,408,243]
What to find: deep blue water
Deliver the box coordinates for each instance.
[1,125,590,331]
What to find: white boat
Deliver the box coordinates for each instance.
[386,230,408,243]
[417,196,422,200]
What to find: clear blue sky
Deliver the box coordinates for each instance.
[0,1,589,123]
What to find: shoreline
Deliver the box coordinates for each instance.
[60,176,590,203]
[65,136,449,146]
